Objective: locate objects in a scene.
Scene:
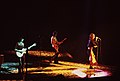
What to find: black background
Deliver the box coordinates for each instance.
[1,0,120,67]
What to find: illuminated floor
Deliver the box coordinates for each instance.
[0,50,117,80]
[1,61,112,79]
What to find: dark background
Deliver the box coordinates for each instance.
[1,0,120,67]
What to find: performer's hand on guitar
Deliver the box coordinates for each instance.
[15,49,26,53]
[21,48,27,52]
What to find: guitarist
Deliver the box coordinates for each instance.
[14,38,25,74]
[50,31,67,64]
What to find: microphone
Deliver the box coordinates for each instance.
[96,36,101,40]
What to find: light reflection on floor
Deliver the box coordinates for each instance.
[1,61,112,78]
[72,68,112,78]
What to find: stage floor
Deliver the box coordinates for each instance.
[0,61,113,80]
[0,51,119,81]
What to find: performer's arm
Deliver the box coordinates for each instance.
[15,48,25,52]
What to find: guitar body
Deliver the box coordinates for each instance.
[16,51,26,58]
[16,43,36,58]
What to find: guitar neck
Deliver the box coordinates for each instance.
[28,46,32,50]
[27,43,36,50]
[61,38,67,42]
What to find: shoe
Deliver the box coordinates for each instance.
[54,61,58,64]
[89,65,93,69]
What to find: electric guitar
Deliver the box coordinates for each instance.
[16,43,36,57]
[54,38,67,48]
[58,38,67,46]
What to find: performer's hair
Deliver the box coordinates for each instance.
[89,33,95,40]
[18,37,24,42]
[53,31,57,36]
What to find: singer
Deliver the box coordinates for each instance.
[87,33,98,69]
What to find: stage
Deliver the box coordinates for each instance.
[0,51,118,81]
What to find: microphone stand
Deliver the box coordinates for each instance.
[25,48,28,73]
[96,38,101,63]
[96,45,99,63]
[99,39,101,64]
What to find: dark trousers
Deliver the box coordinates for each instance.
[54,52,59,63]
[18,57,24,74]
[51,52,59,64]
